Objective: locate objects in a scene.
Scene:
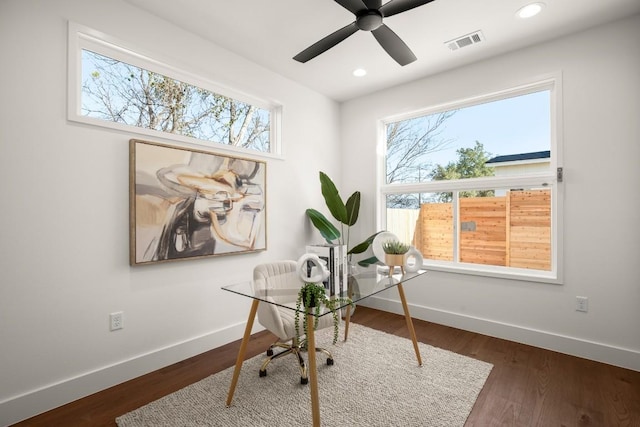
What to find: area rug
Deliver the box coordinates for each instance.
[117,323,492,427]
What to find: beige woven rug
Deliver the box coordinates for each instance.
[117,323,492,426]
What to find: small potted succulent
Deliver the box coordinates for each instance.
[294,282,353,346]
[382,240,410,274]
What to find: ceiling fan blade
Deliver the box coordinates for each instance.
[379,0,435,18]
[371,24,417,66]
[334,0,368,14]
[363,0,382,9]
[293,22,359,63]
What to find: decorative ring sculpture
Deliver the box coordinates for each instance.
[296,253,330,283]
[404,246,424,273]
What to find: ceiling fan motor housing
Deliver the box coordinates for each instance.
[356,10,383,31]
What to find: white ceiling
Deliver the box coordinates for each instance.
[125,0,640,102]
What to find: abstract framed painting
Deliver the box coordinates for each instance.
[129,139,267,265]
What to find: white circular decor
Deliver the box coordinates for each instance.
[404,246,424,273]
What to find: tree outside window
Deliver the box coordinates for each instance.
[81,50,271,153]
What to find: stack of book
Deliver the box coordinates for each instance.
[305,244,347,299]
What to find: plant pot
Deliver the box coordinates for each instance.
[384,253,405,266]
[303,295,317,308]
[300,286,323,308]
[384,253,406,276]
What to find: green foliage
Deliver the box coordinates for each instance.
[348,233,378,255]
[306,172,377,258]
[382,240,410,254]
[357,255,380,267]
[305,208,340,243]
[344,191,361,227]
[320,172,348,224]
[294,283,353,345]
[429,141,495,202]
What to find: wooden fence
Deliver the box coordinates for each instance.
[409,189,551,271]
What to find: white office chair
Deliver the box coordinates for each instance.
[253,260,336,384]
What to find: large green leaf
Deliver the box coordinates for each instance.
[305,208,340,243]
[319,172,347,224]
[348,231,383,255]
[344,191,360,227]
[357,256,380,267]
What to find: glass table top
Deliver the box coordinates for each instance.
[222,264,427,318]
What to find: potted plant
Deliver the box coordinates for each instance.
[294,282,353,346]
[382,240,410,274]
[306,172,380,267]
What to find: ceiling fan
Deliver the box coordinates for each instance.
[293,0,435,66]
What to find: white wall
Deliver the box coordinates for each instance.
[341,14,640,372]
[0,0,341,424]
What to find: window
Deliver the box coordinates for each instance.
[380,79,562,283]
[68,23,281,157]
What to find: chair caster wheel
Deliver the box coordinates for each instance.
[326,358,334,366]
[259,369,267,377]
[301,377,308,385]
[266,349,274,356]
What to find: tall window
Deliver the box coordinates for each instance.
[68,24,281,156]
[381,80,562,283]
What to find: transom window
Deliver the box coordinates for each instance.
[68,23,281,157]
[380,79,562,283]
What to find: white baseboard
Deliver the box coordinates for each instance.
[0,322,260,426]
[361,296,640,372]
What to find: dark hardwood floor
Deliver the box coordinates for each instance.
[12,307,640,426]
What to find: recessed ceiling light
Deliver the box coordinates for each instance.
[353,68,367,77]
[516,2,544,19]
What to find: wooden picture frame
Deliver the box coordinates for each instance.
[129,139,266,265]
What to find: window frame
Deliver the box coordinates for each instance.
[378,76,564,284]
[67,22,283,159]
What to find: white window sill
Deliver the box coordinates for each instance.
[422,261,562,285]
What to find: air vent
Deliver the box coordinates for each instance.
[445,30,485,51]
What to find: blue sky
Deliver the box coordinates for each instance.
[425,90,550,166]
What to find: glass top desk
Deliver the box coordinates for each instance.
[222,265,427,427]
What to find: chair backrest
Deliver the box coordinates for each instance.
[253,261,301,304]
[253,261,302,340]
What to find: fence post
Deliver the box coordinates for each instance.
[505,190,511,267]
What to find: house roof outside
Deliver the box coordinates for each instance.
[486,150,550,164]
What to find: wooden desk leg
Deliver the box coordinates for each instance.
[343,303,352,342]
[397,283,423,366]
[306,310,321,427]
[344,277,355,341]
[226,299,259,407]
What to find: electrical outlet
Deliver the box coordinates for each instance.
[110,312,124,331]
[576,296,588,313]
